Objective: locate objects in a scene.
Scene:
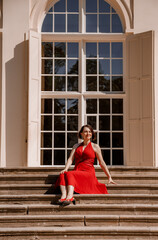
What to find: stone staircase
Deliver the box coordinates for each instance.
[0,166,158,239]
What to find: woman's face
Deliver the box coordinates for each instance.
[81,127,92,141]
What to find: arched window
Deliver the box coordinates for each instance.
[40,0,124,166]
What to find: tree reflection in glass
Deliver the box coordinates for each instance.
[86,76,97,91]
[99,76,110,91]
[67,116,78,131]
[54,76,65,91]
[54,116,65,130]
[54,99,65,114]
[68,76,78,91]
[67,99,78,114]
[68,60,78,74]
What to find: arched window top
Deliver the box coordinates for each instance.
[41,0,123,33]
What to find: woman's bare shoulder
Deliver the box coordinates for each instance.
[91,142,100,151]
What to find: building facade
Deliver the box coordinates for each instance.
[0,0,158,168]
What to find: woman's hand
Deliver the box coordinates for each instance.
[107,176,117,185]
[60,169,67,174]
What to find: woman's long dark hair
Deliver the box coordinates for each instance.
[78,125,96,141]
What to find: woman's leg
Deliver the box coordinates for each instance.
[66,185,74,199]
[60,185,67,199]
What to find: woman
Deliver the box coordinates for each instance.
[55,124,116,206]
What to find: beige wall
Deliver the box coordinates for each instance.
[134,0,158,166]
[1,0,158,167]
[3,0,29,166]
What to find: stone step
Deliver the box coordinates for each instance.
[0,184,157,195]
[0,214,158,228]
[0,226,158,240]
[1,194,158,205]
[0,174,158,184]
[1,204,158,216]
[1,166,158,175]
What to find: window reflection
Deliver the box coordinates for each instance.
[54,99,65,114]
[67,99,78,114]
[68,15,79,32]
[67,0,79,12]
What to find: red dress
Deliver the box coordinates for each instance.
[55,142,108,194]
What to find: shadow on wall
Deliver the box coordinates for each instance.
[6,40,28,167]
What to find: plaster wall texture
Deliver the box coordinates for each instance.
[3,0,29,166]
[134,0,158,166]
[1,0,158,167]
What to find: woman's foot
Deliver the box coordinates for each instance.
[56,198,66,205]
[62,197,76,206]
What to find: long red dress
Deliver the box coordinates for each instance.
[55,142,108,194]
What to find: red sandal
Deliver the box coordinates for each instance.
[57,198,66,205]
[62,197,76,206]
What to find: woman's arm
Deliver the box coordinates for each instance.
[60,143,79,174]
[92,143,116,184]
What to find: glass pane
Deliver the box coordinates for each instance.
[42,14,53,32]
[99,14,110,33]
[67,99,78,114]
[99,99,110,113]
[55,59,66,74]
[86,14,97,32]
[41,150,52,165]
[86,0,97,12]
[112,99,123,113]
[54,116,65,130]
[112,42,123,58]
[42,76,52,91]
[67,116,78,130]
[54,0,65,12]
[67,0,79,12]
[112,8,116,13]
[41,116,52,131]
[54,150,65,165]
[112,116,123,130]
[99,76,110,91]
[99,59,110,74]
[99,43,110,58]
[42,59,53,74]
[102,150,110,165]
[112,76,123,91]
[86,60,97,74]
[54,133,65,147]
[68,14,79,32]
[68,76,78,91]
[41,99,52,114]
[86,43,97,58]
[54,99,65,114]
[86,76,97,91]
[54,14,65,32]
[86,99,97,113]
[112,14,123,33]
[48,8,53,12]
[99,0,110,13]
[112,150,123,165]
[99,133,110,147]
[68,60,78,74]
[99,116,110,130]
[87,116,96,130]
[42,42,53,57]
[54,76,65,91]
[112,59,123,74]
[112,133,123,148]
[67,133,78,148]
[41,133,52,148]
[68,43,78,58]
[55,42,66,57]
